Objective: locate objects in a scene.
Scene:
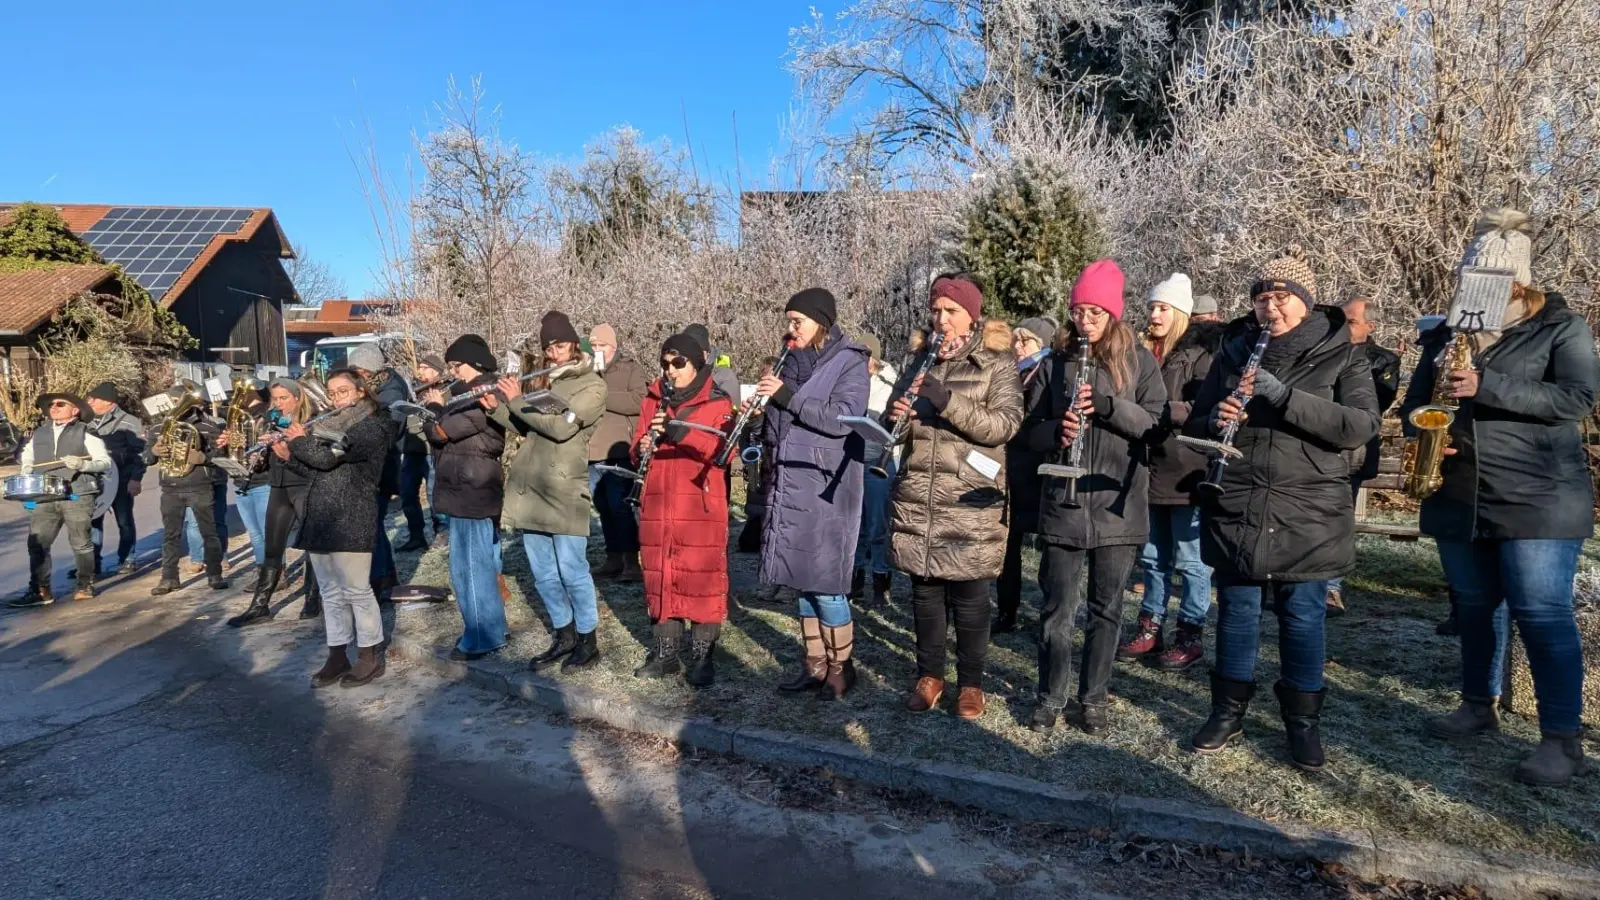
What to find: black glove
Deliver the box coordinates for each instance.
[918,376,952,412]
[1252,370,1291,408]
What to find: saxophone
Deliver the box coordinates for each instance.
[223,375,260,465]
[156,383,206,478]
[1401,332,1473,500]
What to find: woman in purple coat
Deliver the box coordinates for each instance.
[756,288,871,700]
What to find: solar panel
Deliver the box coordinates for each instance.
[80,207,255,302]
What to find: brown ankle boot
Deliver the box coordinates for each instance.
[1425,696,1500,740]
[906,676,944,713]
[341,645,386,688]
[956,687,986,720]
[778,617,827,692]
[1515,732,1591,786]
[617,553,643,583]
[592,552,624,578]
[820,622,857,701]
[311,645,351,688]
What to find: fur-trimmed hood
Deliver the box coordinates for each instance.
[1172,320,1227,356]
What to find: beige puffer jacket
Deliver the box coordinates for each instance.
[889,319,1025,580]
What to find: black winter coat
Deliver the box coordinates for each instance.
[1402,291,1599,543]
[290,406,397,554]
[426,378,506,521]
[1005,356,1050,535]
[1023,338,1167,549]
[1146,322,1225,505]
[1354,342,1401,482]
[372,367,413,497]
[1185,307,1380,583]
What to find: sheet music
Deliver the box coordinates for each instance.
[1448,266,1515,333]
[837,415,894,445]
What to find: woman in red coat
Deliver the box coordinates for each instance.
[632,333,735,688]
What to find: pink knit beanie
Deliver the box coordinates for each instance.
[1070,259,1126,320]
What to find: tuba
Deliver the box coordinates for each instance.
[156,382,206,478]
[1401,332,1473,500]
[223,375,260,465]
[297,373,332,416]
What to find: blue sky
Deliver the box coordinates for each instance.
[2,1,826,298]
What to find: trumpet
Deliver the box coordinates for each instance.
[715,339,792,468]
[1401,332,1472,499]
[869,331,945,478]
[1037,335,1093,508]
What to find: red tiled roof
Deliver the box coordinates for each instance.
[0,264,120,334]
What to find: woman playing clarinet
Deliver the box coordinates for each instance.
[1183,247,1378,772]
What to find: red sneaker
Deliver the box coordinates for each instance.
[1156,622,1205,671]
[1116,613,1163,661]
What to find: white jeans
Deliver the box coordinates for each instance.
[310,552,383,648]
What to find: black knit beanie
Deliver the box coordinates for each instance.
[660,333,706,370]
[539,310,581,348]
[785,287,837,330]
[445,333,499,374]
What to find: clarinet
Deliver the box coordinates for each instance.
[869,331,946,478]
[715,338,792,468]
[1037,335,1094,509]
[1183,326,1273,499]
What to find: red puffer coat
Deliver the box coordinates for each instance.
[633,375,734,624]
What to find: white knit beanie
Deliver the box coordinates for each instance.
[1147,273,1195,316]
[1460,208,1533,286]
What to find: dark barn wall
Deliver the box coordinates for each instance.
[172,231,293,367]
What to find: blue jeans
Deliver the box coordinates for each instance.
[853,463,894,575]
[233,484,272,567]
[1215,577,1327,691]
[522,532,599,634]
[1139,505,1211,626]
[1437,538,1585,733]
[797,592,852,627]
[449,516,507,654]
[185,484,230,563]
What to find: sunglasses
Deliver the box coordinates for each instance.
[660,356,690,371]
[49,401,73,409]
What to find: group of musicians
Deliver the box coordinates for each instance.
[10,206,1593,786]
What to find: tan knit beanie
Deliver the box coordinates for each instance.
[1251,245,1318,307]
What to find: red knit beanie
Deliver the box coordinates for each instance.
[1070,259,1126,320]
[930,276,983,321]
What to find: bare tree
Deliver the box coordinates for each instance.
[284,242,348,305]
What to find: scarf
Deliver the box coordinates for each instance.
[936,327,975,360]
[663,365,712,411]
[1258,310,1334,373]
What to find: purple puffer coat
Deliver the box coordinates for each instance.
[758,333,870,595]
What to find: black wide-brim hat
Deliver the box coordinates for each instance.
[35,392,88,421]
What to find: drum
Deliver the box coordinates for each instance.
[4,473,70,503]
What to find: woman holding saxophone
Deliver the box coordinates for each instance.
[757,289,870,701]
[1021,260,1166,736]
[1182,247,1378,772]
[287,368,398,688]
[1408,210,1599,787]
[891,274,1023,721]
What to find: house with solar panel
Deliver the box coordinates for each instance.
[0,202,296,376]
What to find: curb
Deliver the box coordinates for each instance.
[385,633,1600,900]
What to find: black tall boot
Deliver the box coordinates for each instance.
[1275,681,1327,773]
[1191,673,1256,754]
[228,564,280,628]
[685,622,719,688]
[299,565,323,619]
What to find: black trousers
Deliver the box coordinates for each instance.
[1038,542,1139,709]
[997,526,1052,619]
[264,485,309,568]
[161,488,221,579]
[91,483,137,570]
[911,576,991,689]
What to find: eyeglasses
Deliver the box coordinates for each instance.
[1253,291,1297,308]
[660,356,689,371]
[327,387,359,400]
[1070,306,1110,322]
